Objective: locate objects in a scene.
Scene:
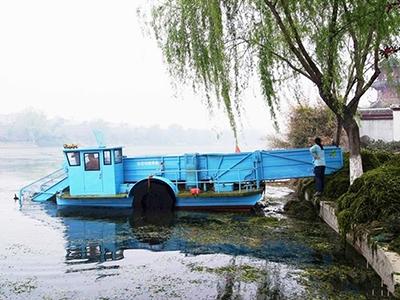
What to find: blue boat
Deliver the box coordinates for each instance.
[19,145,343,211]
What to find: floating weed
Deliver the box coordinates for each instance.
[310,241,335,252]
[188,279,206,285]
[5,243,35,256]
[41,297,66,300]
[176,213,285,248]
[144,275,183,299]
[188,263,265,283]
[3,277,38,294]
[299,265,390,299]
[248,216,281,228]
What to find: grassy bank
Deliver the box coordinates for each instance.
[297,149,400,255]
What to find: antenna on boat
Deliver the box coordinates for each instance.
[93,130,106,148]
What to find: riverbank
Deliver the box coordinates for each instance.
[290,148,400,297]
[1,144,392,299]
[298,180,400,298]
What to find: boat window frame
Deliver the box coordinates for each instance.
[103,150,112,165]
[84,152,101,171]
[66,151,81,167]
[114,149,122,164]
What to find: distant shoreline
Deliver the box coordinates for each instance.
[0,142,41,148]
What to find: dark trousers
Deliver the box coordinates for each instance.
[314,166,326,193]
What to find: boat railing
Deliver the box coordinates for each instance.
[155,166,259,192]
[19,168,67,203]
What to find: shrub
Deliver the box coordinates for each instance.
[267,103,339,149]
[362,138,400,153]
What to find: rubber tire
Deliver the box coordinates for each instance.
[132,180,175,212]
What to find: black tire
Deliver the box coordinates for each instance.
[131,180,175,212]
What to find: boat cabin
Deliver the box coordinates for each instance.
[64,146,124,196]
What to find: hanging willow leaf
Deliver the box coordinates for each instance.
[149,0,400,181]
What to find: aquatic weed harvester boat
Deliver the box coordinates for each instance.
[19,145,343,211]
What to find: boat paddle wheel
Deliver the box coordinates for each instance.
[131,179,175,212]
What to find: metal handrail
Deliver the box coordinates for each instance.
[142,166,258,192]
[19,168,67,202]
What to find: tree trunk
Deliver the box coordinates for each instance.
[343,115,363,184]
[334,116,342,146]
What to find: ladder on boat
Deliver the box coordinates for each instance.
[19,168,69,204]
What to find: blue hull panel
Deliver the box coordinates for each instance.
[56,196,133,208]
[176,192,263,209]
[56,192,263,209]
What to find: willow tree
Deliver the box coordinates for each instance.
[150,0,400,183]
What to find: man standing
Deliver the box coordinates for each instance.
[309,137,326,196]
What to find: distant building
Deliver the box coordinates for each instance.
[359,60,400,142]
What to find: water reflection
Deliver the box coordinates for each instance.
[25,200,395,298]
[56,207,175,263]
[47,204,337,266]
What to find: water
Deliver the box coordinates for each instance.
[0,145,394,299]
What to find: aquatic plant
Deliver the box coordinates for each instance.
[337,164,400,251]
[302,265,379,300]
[284,200,318,221]
[188,263,265,283]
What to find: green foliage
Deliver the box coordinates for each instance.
[337,165,400,243]
[296,178,315,201]
[324,169,350,199]
[362,138,400,153]
[151,0,243,137]
[287,105,336,148]
[301,150,396,201]
[269,103,337,148]
[359,149,381,171]
[149,0,400,142]
[389,236,400,254]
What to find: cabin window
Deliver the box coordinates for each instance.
[114,149,122,164]
[103,150,112,165]
[66,152,80,166]
[84,152,100,171]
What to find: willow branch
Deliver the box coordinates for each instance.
[264,0,319,83]
[279,0,322,81]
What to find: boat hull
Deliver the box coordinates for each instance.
[176,191,264,211]
[56,191,264,210]
[56,195,133,208]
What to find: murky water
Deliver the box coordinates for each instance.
[0,145,395,299]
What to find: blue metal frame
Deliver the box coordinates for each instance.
[20,145,344,208]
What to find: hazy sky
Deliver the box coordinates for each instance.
[0,0,376,144]
[0,0,278,135]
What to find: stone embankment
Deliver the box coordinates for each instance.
[304,190,400,298]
